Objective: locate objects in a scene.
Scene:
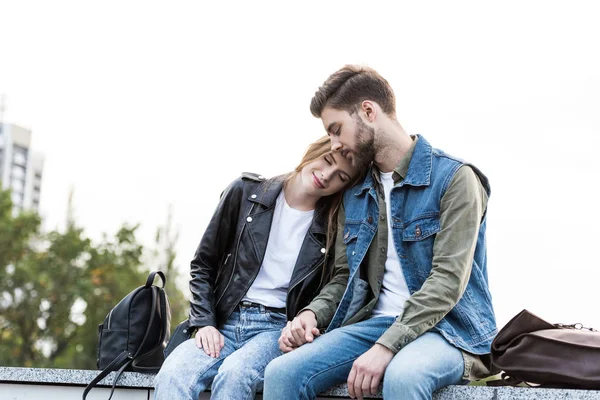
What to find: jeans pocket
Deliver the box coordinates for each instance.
[268,311,287,326]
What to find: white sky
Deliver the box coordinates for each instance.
[1,1,599,331]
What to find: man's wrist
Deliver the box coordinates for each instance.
[374,342,394,355]
[300,310,317,320]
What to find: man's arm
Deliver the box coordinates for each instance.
[301,203,350,328]
[376,165,488,353]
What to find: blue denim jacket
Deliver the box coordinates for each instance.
[327,135,496,354]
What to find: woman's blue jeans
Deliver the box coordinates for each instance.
[154,304,286,400]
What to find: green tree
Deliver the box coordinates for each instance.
[0,187,188,369]
[53,223,146,369]
[0,187,43,366]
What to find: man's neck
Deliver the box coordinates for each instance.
[373,119,413,173]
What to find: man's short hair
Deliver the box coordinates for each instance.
[310,65,396,118]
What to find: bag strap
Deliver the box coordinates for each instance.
[82,350,132,400]
[145,271,166,288]
[106,358,132,400]
[133,285,159,359]
[486,372,538,388]
[131,286,165,371]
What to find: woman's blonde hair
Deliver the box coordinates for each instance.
[285,135,364,284]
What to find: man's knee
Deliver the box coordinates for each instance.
[382,363,429,398]
[264,355,290,382]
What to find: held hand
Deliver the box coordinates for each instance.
[195,326,225,358]
[286,310,320,348]
[347,344,394,400]
[278,322,296,353]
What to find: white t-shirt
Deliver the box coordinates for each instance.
[243,191,314,308]
[371,171,411,318]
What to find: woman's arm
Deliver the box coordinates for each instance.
[188,177,244,328]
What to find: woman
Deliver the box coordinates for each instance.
[154,136,361,400]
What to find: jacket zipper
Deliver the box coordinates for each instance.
[215,203,256,307]
[285,259,324,318]
[215,253,231,283]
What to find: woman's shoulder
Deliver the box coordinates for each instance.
[240,172,267,182]
[223,172,268,193]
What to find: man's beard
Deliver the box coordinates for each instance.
[352,115,376,169]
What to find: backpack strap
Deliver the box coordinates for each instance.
[134,285,159,358]
[131,285,165,371]
[145,271,166,288]
[82,350,132,400]
[106,360,132,400]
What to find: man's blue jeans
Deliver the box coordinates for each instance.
[154,304,286,400]
[263,316,465,400]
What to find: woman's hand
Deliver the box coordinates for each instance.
[195,326,225,358]
[278,311,320,352]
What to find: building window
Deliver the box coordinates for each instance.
[12,146,28,166]
[11,192,23,207]
[11,178,25,193]
[12,165,26,180]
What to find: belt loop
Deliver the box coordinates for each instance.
[258,304,266,314]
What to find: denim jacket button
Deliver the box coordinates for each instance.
[320,248,326,254]
[250,194,257,199]
[247,217,253,222]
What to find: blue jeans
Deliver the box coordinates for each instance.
[154,304,286,400]
[263,316,465,400]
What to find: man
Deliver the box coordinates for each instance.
[263,65,497,400]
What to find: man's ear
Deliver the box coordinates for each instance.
[361,100,377,123]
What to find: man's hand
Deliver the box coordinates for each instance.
[195,326,224,358]
[278,310,320,352]
[347,344,394,400]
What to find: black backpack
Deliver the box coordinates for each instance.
[83,271,171,400]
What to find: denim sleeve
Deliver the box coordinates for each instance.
[376,166,488,353]
[300,204,349,328]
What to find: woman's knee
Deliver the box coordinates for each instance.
[155,339,219,387]
[216,357,260,383]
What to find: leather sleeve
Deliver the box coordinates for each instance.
[188,177,245,328]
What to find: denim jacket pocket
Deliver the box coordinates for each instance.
[342,223,360,244]
[401,215,440,241]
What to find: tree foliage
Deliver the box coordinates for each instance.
[0,187,189,369]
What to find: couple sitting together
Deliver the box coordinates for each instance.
[154,65,497,400]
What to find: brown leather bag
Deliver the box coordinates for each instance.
[489,309,600,389]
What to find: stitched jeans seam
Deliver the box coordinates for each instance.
[300,358,357,399]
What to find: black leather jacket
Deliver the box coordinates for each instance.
[189,172,332,329]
